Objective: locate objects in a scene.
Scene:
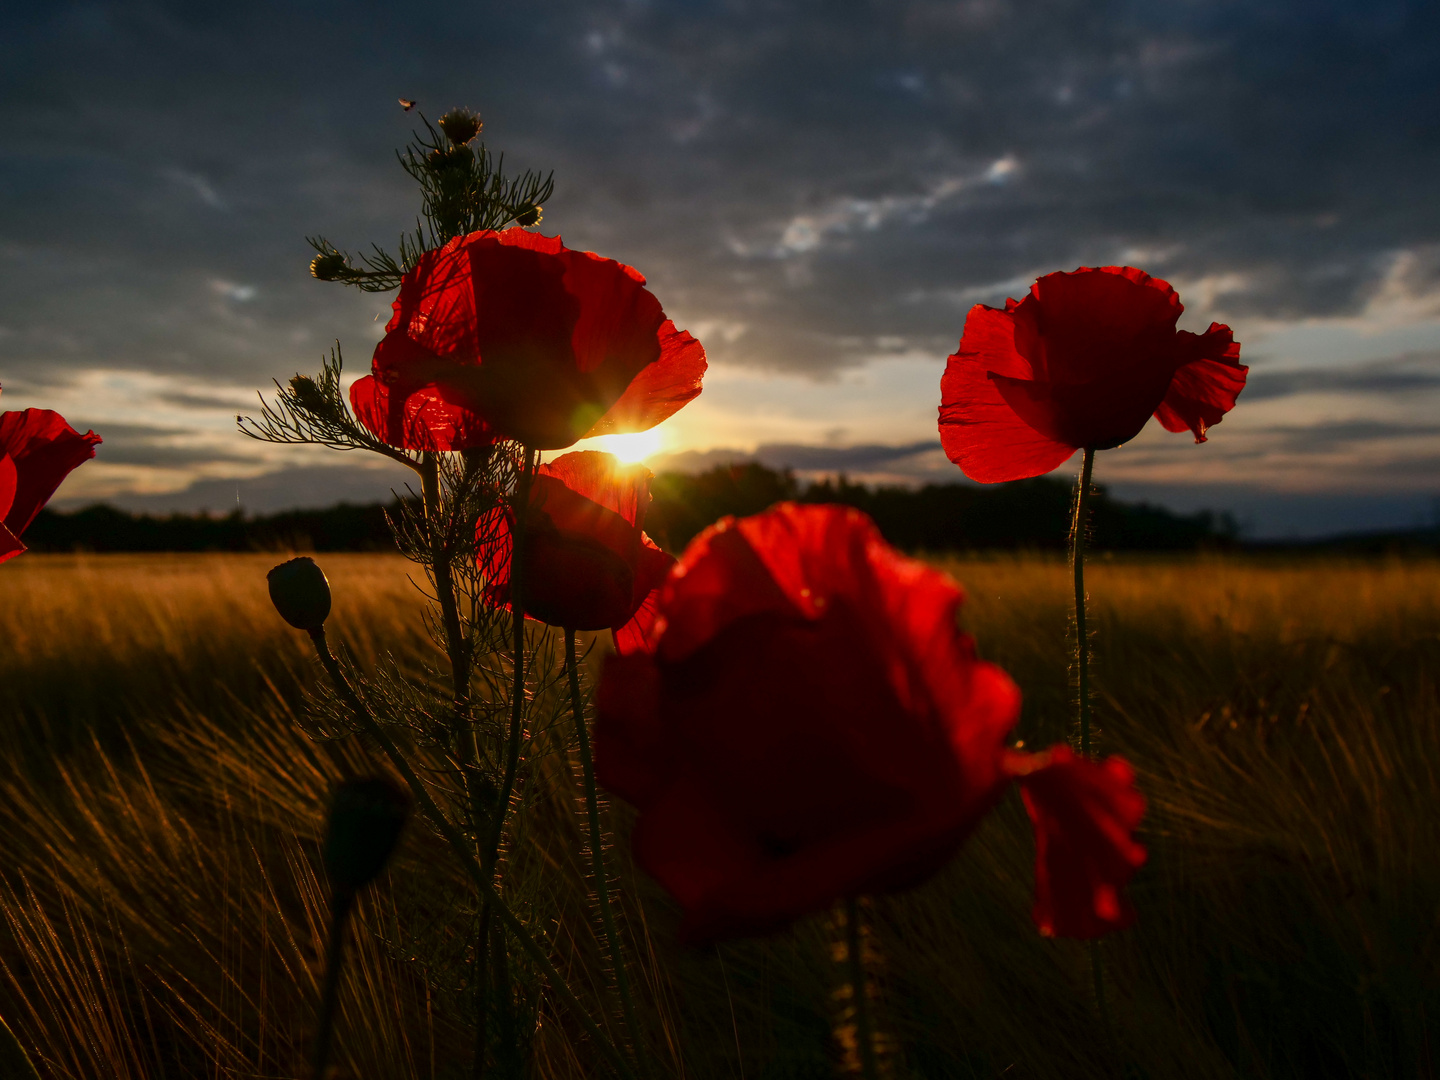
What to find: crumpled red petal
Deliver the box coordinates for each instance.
[1013,745,1148,938]
[594,652,669,805]
[356,228,704,450]
[0,409,101,564]
[613,539,673,655]
[583,321,708,437]
[477,451,667,633]
[1153,323,1247,442]
[939,346,1077,483]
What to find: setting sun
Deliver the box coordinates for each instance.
[580,428,666,463]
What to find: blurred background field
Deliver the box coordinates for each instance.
[0,551,1436,1078]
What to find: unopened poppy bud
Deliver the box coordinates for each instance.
[288,374,333,417]
[309,252,348,281]
[514,204,543,227]
[323,777,412,895]
[427,145,474,172]
[267,556,332,631]
[437,108,482,146]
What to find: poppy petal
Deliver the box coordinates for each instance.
[0,455,20,564]
[350,372,497,452]
[539,451,651,527]
[0,409,101,543]
[583,321,708,438]
[614,538,674,655]
[1015,746,1147,939]
[1153,323,1247,442]
[594,653,671,805]
[630,771,768,922]
[939,351,1077,482]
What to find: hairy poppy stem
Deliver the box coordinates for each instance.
[490,446,536,865]
[305,626,636,1080]
[843,898,883,1080]
[313,889,354,1080]
[1070,448,1120,1068]
[420,451,472,741]
[566,630,648,1079]
[1070,446,1095,758]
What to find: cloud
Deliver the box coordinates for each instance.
[6,0,1440,528]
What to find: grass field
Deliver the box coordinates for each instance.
[0,552,1436,1079]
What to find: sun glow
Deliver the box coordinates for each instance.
[581,429,666,463]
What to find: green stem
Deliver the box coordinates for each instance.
[567,630,647,1078]
[420,451,472,738]
[489,446,536,865]
[306,627,635,1080]
[0,1015,42,1080]
[1070,447,1095,757]
[845,898,881,1080]
[1070,448,1119,1068]
[314,891,354,1080]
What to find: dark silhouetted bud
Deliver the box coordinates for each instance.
[438,108,482,145]
[323,777,412,895]
[427,145,474,172]
[310,253,348,281]
[514,204,543,227]
[267,556,332,630]
[288,374,341,422]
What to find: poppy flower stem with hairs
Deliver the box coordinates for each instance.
[1069,448,1121,1065]
[303,624,636,1080]
[566,629,648,1079]
[842,897,883,1080]
[489,447,537,867]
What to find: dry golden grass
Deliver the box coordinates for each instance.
[0,552,1436,1079]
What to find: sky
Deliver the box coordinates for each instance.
[3,0,1440,537]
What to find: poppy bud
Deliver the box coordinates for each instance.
[288,374,342,423]
[267,556,332,631]
[514,204,543,227]
[426,145,474,172]
[437,108,482,146]
[323,777,412,895]
[309,253,348,281]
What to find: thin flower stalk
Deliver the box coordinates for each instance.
[305,624,636,1080]
[566,630,647,1078]
[1069,446,1119,1065]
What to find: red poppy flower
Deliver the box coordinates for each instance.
[0,408,101,563]
[478,451,674,650]
[594,503,1146,942]
[939,266,1246,482]
[350,228,707,451]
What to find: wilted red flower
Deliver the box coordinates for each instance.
[939,266,1246,482]
[479,451,673,651]
[351,229,707,451]
[594,503,1146,942]
[0,407,101,563]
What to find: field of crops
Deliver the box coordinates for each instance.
[0,552,1436,1079]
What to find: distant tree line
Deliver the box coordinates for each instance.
[645,464,1237,552]
[26,463,1248,555]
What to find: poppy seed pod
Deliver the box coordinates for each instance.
[309,252,348,281]
[267,557,332,630]
[437,108,482,145]
[323,777,412,896]
[427,144,474,171]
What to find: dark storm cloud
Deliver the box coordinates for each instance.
[1241,352,1440,400]
[4,0,1440,391]
[61,420,255,467]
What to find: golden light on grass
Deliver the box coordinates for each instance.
[0,552,1435,1077]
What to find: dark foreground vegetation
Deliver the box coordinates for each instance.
[0,553,1436,1078]
[30,464,1246,555]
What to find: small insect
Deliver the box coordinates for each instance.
[399,98,416,111]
